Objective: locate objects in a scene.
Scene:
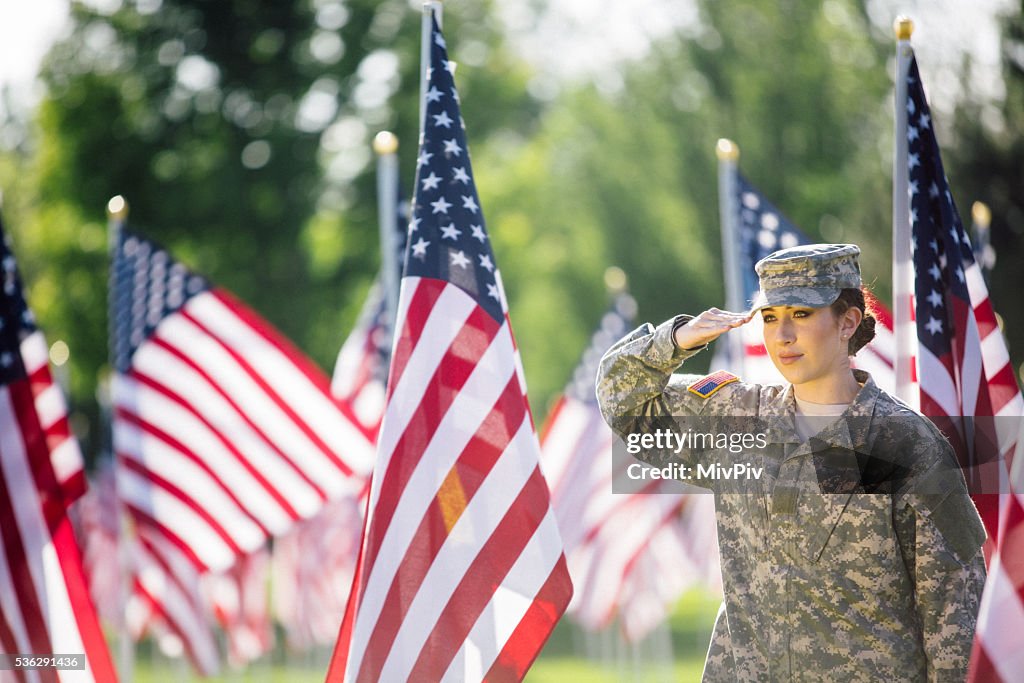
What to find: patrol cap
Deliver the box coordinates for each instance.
[750,243,861,311]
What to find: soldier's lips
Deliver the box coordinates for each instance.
[777,353,803,365]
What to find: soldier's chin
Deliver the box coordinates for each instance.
[770,361,802,385]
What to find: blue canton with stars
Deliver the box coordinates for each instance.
[906,57,977,359]
[565,293,636,404]
[111,230,210,373]
[0,217,37,386]
[404,17,504,323]
[735,173,809,305]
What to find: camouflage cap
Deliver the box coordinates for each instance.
[751,243,861,311]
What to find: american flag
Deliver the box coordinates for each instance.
[204,546,274,669]
[718,173,896,390]
[899,56,1024,682]
[110,229,375,575]
[326,16,572,681]
[0,219,117,681]
[541,293,719,640]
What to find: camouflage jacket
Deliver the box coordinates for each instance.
[596,317,986,683]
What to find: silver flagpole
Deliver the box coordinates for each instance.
[373,131,401,335]
[892,16,917,407]
[716,138,744,373]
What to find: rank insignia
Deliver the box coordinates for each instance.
[688,370,740,399]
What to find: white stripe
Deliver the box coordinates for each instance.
[964,262,988,306]
[376,419,538,682]
[18,331,48,373]
[151,313,353,498]
[0,485,35,668]
[0,389,89,675]
[541,400,596,490]
[974,550,1024,681]
[916,345,958,415]
[114,421,265,550]
[440,509,565,683]
[189,294,375,473]
[31,383,64,431]
[116,466,236,571]
[957,308,983,416]
[367,279,477,512]
[115,368,309,528]
[50,439,85,489]
[348,313,515,672]
[980,330,1011,381]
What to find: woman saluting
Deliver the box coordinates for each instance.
[597,244,985,682]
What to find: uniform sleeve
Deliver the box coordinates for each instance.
[894,442,987,682]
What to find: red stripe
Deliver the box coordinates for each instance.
[0,610,29,683]
[9,380,67,531]
[119,453,245,560]
[408,467,551,681]
[386,279,446,401]
[537,395,565,446]
[984,362,1018,417]
[864,290,893,329]
[179,308,357,479]
[132,577,215,676]
[144,336,325,505]
[50,518,119,682]
[123,367,298,524]
[361,303,499,576]
[485,554,572,683]
[325,499,372,682]
[125,502,209,572]
[356,375,526,681]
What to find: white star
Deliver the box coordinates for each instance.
[444,138,462,156]
[412,237,430,258]
[452,167,470,184]
[470,225,486,243]
[919,112,931,129]
[461,195,479,213]
[408,217,422,233]
[910,208,918,224]
[445,60,456,74]
[927,289,943,309]
[908,126,919,142]
[478,254,494,272]
[433,111,454,129]
[417,150,434,167]
[908,153,920,169]
[421,172,441,191]
[452,89,461,104]
[487,283,500,300]
[955,267,965,283]
[939,253,947,269]
[929,263,941,281]
[929,182,939,198]
[440,223,461,240]
[908,180,918,197]
[434,32,446,48]
[926,316,943,335]
[907,98,916,115]
[431,196,452,214]
[949,227,959,243]
[425,86,443,103]
[929,239,938,252]
[0,352,12,367]
[450,250,470,269]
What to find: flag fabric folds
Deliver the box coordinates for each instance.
[0,220,118,682]
[541,293,719,640]
[896,56,1024,682]
[110,229,375,575]
[327,16,572,682]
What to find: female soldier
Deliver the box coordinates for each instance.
[597,243,985,682]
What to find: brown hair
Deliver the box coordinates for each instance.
[830,287,876,356]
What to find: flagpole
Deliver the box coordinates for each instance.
[971,201,994,281]
[374,131,401,336]
[419,1,443,136]
[106,195,135,683]
[892,17,917,408]
[716,138,744,373]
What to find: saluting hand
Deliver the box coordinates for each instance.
[673,308,753,350]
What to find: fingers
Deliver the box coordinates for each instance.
[674,308,753,349]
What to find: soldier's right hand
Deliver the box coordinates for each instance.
[673,308,752,349]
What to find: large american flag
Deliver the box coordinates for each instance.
[717,173,896,390]
[0,219,117,681]
[326,16,572,681]
[541,293,719,640]
[110,229,375,575]
[898,56,1024,682]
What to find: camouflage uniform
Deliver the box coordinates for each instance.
[597,245,986,682]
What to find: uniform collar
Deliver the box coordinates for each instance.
[770,370,879,451]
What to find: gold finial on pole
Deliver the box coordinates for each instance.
[971,201,991,228]
[716,138,739,162]
[373,131,399,156]
[106,195,129,221]
[604,266,628,295]
[894,16,914,41]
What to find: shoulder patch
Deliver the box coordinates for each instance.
[688,370,740,399]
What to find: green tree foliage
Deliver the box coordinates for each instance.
[948,0,1024,367]
[480,0,894,407]
[9,0,537,459]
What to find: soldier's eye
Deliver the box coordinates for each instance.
[793,310,811,318]
[762,314,776,323]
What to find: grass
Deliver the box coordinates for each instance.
[127,588,721,682]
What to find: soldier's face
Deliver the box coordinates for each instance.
[760,305,847,386]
